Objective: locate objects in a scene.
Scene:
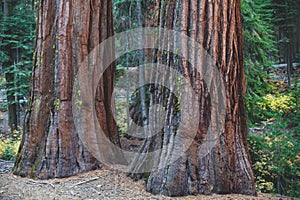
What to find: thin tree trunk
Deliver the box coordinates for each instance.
[13,0,120,179]
[137,0,148,136]
[287,44,291,87]
[2,0,19,132]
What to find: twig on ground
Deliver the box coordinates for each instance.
[72,177,100,187]
[27,180,55,189]
[91,187,101,195]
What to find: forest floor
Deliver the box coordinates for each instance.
[0,159,299,200]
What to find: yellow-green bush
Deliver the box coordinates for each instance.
[0,139,20,161]
[259,94,296,114]
[248,118,300,197]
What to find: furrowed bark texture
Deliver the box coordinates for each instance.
[130,0,257,196]
[13,0,119,179]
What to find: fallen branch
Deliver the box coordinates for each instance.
[27,180,55,189]
[72,177,100,187]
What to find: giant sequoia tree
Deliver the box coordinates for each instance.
[128,0,257,196]
[13,0,120,179]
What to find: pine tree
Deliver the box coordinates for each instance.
[242,0,277,124]
[271,0,300,86]
[0,0,35,132]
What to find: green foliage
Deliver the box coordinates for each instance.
[0,138,20,161]
[242,0,276,64]
[247,69,300,197]
[271,0,300,67]
[244,61,271,123]
[115,99,128,135]
[248,69,300,197]
[247,72,300,197]
[248,116,300,197]
[260,94,295,114]
[271,0,300,37]
[0,2,35,106]
[113,0,156,32]
[113,0,158,79]
[242,1,300,197]
[242,0,278,125]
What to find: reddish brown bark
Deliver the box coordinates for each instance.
[13,0,119,179]
[129,0,257,196]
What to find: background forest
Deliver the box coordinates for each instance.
[0,0,299,198]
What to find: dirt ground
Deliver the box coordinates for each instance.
[0,160,298,200]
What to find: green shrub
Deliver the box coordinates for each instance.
[248,117,300,197]
[115,99,129,136]
[0,139,20,161]
[259,94,296,114]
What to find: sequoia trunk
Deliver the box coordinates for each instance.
[13,0,119,179]
[129,0,257,196]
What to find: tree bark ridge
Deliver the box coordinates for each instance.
[130,0,256,196]
[13,0,119,179]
